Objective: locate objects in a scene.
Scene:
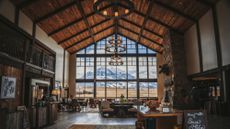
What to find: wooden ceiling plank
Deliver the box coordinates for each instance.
[70,33,114,54]
[133,10,183,34]
[196,0,215,7]
[137,0,154,46]
[58,18,111,44]
[34,1,76,23]
[118,2,182,33]
[76,1,95,45]
[118,25,163,47]
[154,0,197,22]
[17,0,40,9]
[121,18,163,39]
[48,3,113,36]
[118,33,162,53]
[65,24,115,50]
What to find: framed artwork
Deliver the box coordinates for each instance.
[0,76,16,99]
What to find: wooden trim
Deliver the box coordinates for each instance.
[196,0,214,7]
[14,6,20,25]
[196,22,203,72]
[188,68,220,78]
[136,34,140,99]
[0,14,32,39]
[212,7,222,68]
[212,5,224,101]
[17,0,40,9]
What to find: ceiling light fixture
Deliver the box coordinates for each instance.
[106,35,126,66]
[93,0,134,19]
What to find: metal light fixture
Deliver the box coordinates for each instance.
[109,53,124,66]
[105,36,126,53]
[106,35,126,66]
[93,0,134,19]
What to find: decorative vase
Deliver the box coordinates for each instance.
[146,100,160,112]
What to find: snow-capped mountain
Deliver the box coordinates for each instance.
[78,67,157,89]
[83,67,136,80]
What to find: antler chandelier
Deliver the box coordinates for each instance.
[106,35,126,66]
[109,53,124,66]
[93,0,134,18]
[105,36,126,53]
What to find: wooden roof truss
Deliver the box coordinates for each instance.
[11,0,218,54]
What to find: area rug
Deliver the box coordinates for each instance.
[68,125,135,129]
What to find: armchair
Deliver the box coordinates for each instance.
[100,101,114,117]
[89,98,97,108]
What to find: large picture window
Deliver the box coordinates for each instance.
[76,35,157,98]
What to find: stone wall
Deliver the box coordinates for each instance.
[162,30,192,105]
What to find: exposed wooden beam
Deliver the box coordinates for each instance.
[58,18,111,45]
[76,1,95,46]
[118,25,163,47]
[17,0,40,9]
[65,24,115,50]
[120,18,163,39]
[48,3,112,36]
[70,33,114,54]
[137,0,154,47]
[154,0,197,22]
[118,3,183,33]
[34,1,76,23]
[118,33,162,53]
[196,23,203,72]
[196,0,214,7]
[133,10,183,34]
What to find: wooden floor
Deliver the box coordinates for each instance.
[208,115,230,129]
[44,112,136,129]
[43,110,230,129]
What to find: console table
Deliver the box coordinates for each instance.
[110,102,134,117]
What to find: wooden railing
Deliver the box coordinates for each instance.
[0,19,56,73]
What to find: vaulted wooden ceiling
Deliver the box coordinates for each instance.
[11,0,217,54]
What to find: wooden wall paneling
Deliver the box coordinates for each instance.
[0,64,23,110]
